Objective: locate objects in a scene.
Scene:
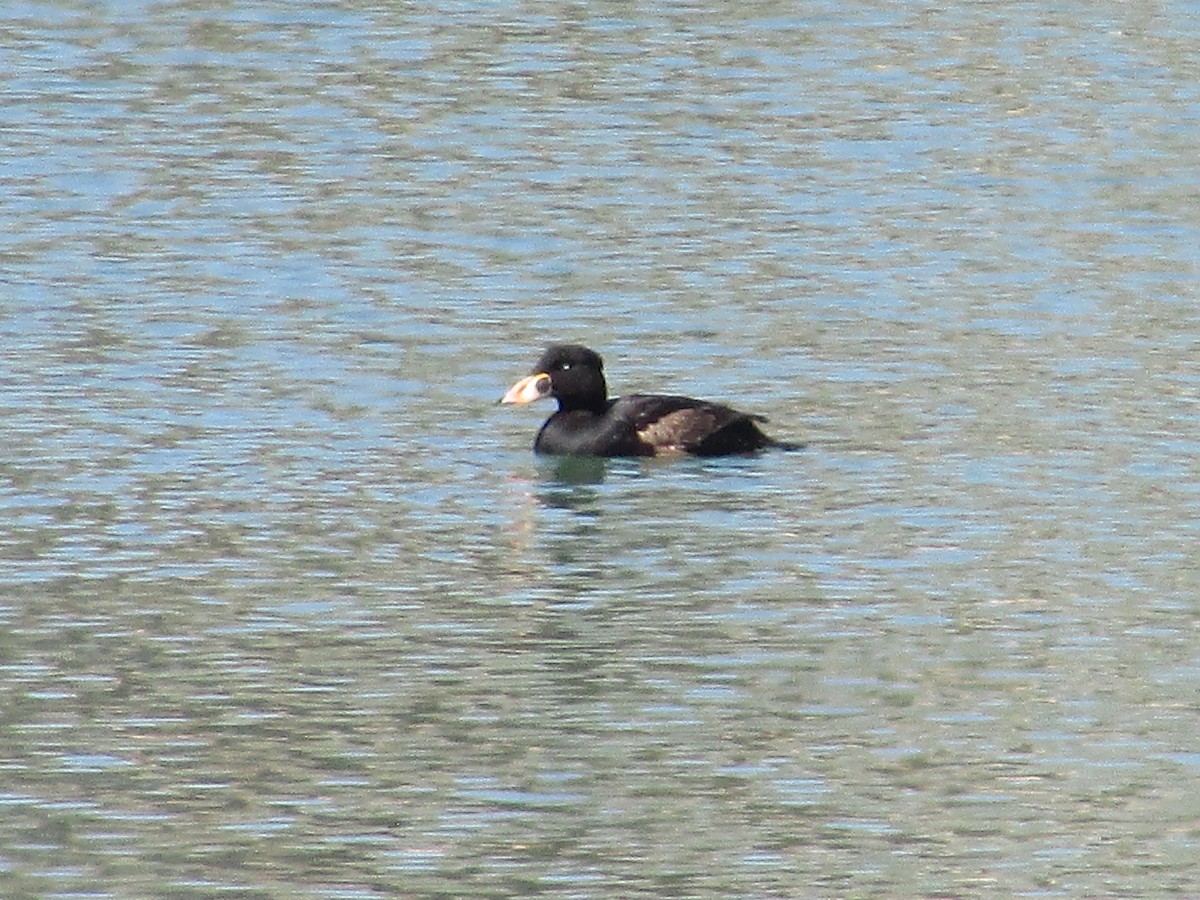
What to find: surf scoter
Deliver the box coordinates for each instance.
[501,344,795,457]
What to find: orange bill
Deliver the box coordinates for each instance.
[500,372,552,404]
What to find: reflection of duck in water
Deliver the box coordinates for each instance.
[502,344,798,457]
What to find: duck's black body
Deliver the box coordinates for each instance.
[502,344,793,457]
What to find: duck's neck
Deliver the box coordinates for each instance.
[556,390,609,415]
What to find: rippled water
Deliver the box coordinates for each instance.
[3,1,1199,896]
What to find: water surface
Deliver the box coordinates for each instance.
[2,0,1199,896]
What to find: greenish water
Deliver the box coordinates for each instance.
[2,1,1199,897]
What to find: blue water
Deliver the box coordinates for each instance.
[2,1,1199,896]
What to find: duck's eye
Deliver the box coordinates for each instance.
[559,362,572,370]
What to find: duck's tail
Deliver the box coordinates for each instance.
[766,436,806,452]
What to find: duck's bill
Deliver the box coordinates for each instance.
[500,372,552,404]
